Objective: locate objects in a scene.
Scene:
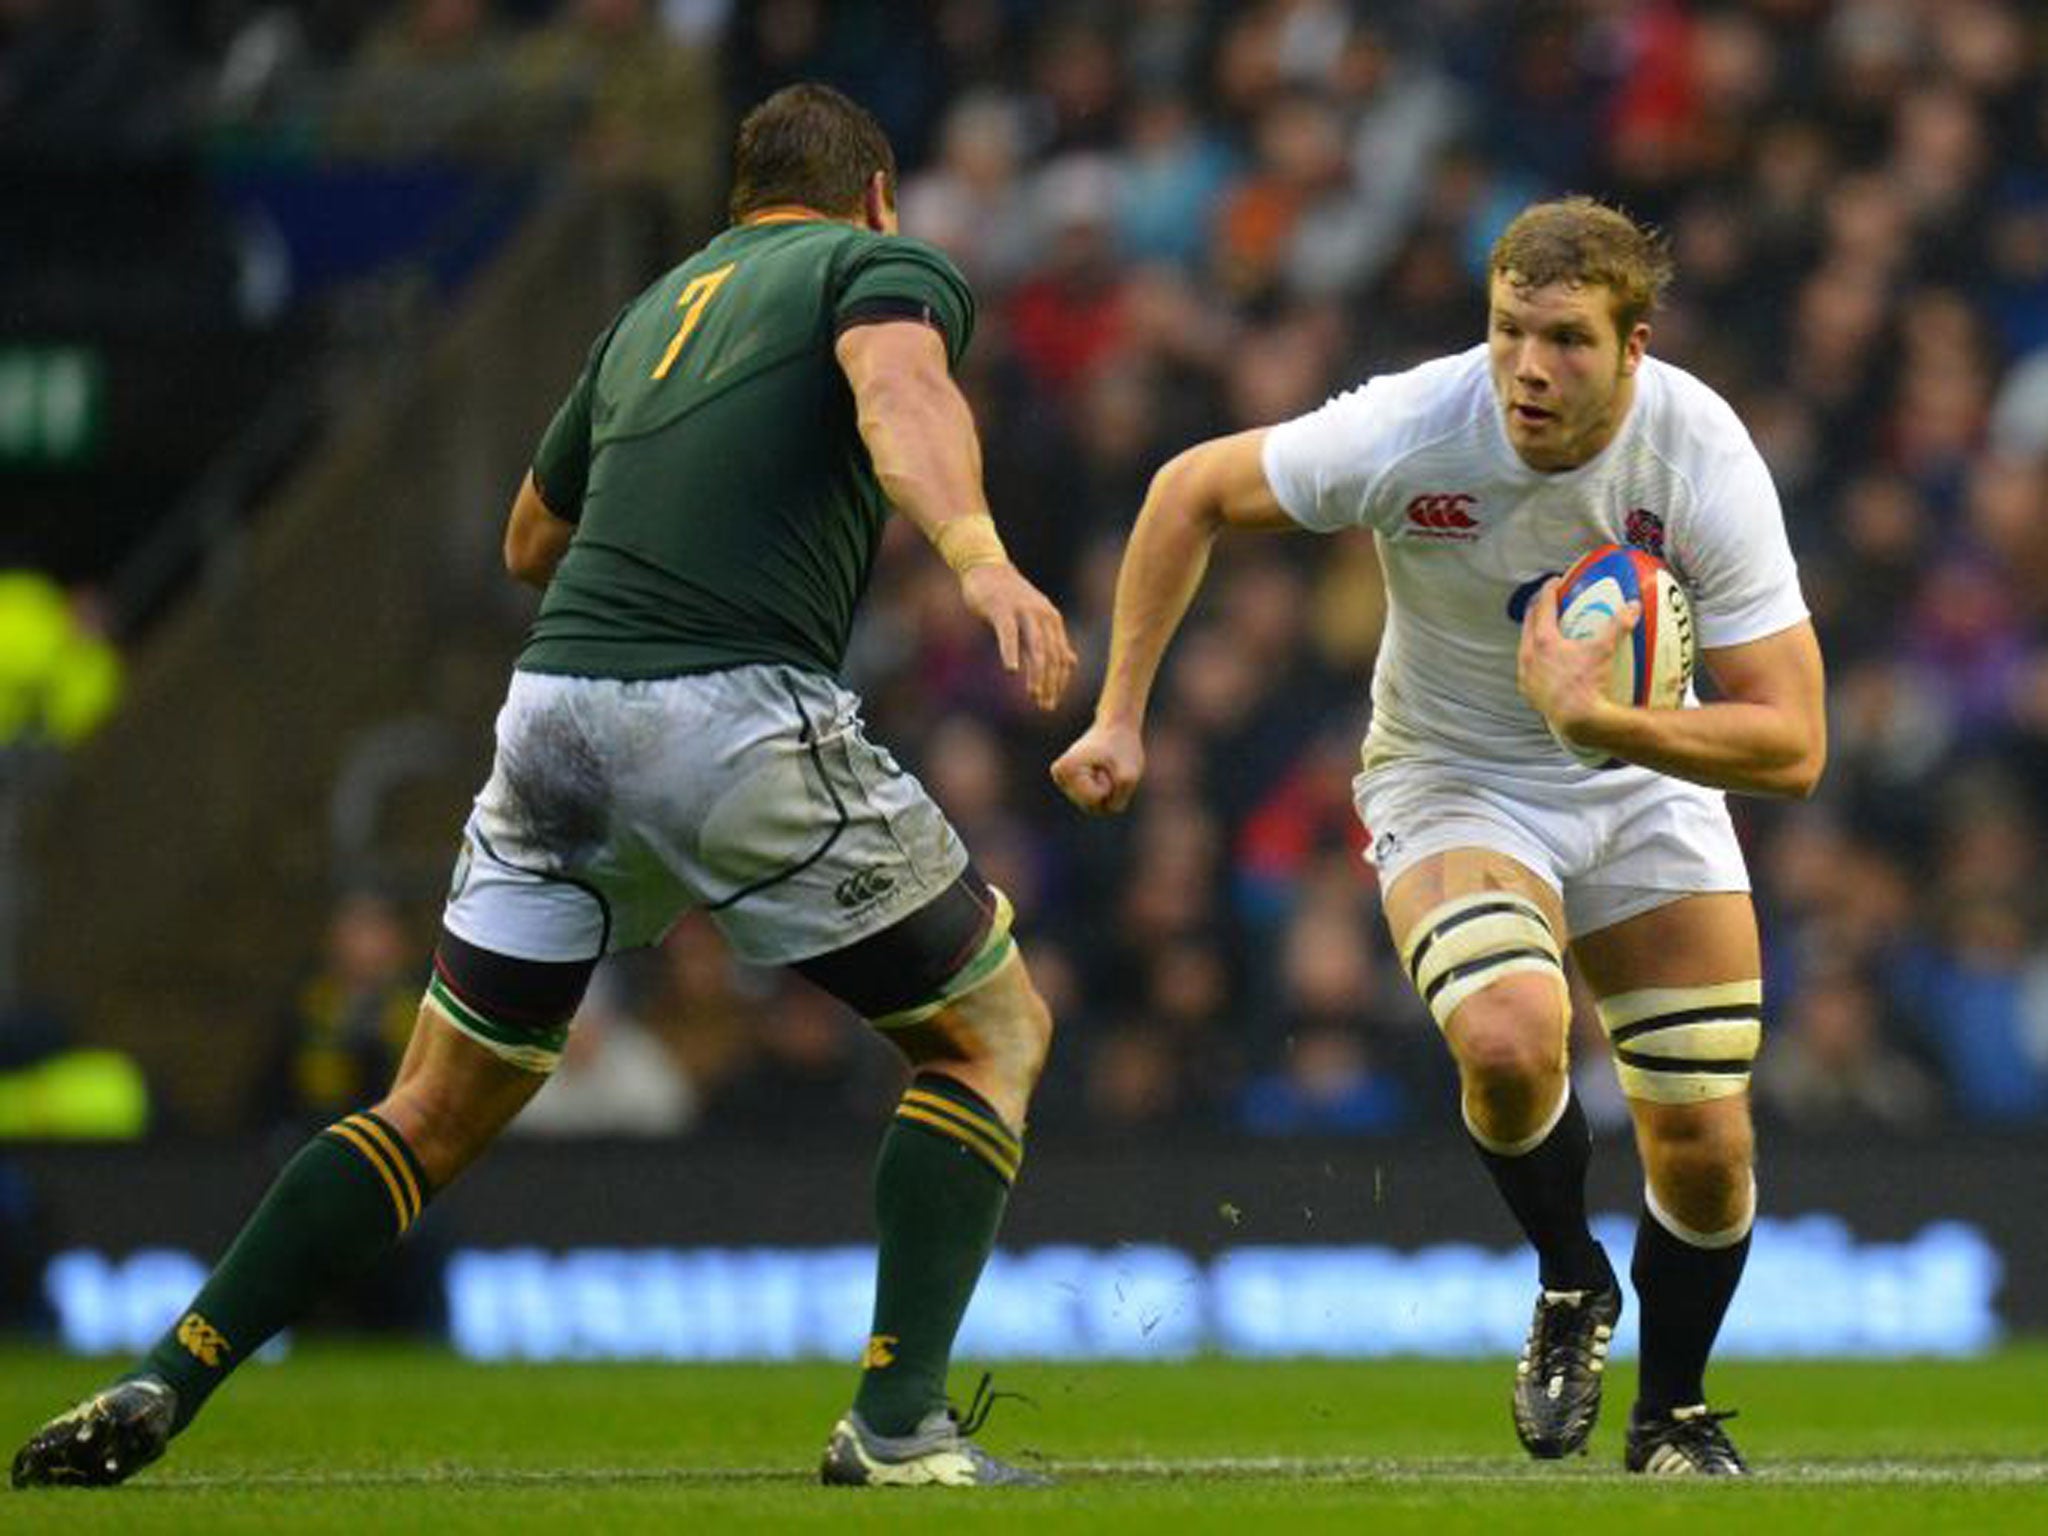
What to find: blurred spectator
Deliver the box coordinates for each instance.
[1756,960,1941,1134]
[511,960,699,1137]
[1008,153,1132,391]
[1895,896,2048,1126]
[900,90,1037,288]
[700,977,900,1138]
[21,0,2048,1144]
[508,0,720,234]
[1241,1019,1407,1136]
[1239,879,1415,1136]
[325,0,519,160]
[256,887,421,1128]
[1083,1021,1196,1133]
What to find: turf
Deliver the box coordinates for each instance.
[4,1343,2045,1533]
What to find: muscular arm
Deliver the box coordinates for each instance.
[835,319,991,545]
[502,472,576,588]
[1523,593,1827,797]
[1095,429,1296,727]
[1052,429,1296,812]
[835,318,1073,708]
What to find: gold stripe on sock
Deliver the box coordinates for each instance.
[348,1114,424,1224]
[895,1104,1020,1184]
[327,1122,415,1231]
[901,1087,1022,1164]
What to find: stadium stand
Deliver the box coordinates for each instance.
[4,0,2047,1139]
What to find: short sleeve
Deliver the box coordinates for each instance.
[1260,376,1406,534]
[531,311,625,521]
[835,236,976,368]
[1676,443,1810,649]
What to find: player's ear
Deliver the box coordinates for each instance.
[1620,321,1650,377]
[863,170,896,234]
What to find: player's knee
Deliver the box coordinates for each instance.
[1448,978,1566,1089]
[969,961,1054,1092]
[1598,981,1762,1106]
[1645,1143,1756,1242]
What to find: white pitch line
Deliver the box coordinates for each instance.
[1056,1456,2048,1485]
[138,1457,2048,1492]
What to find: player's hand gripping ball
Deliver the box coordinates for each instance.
[1551,542,1696,767]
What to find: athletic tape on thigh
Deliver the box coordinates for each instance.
[424,978,564,1074]
[1400,891,1565,1032]
[868,886,1017,1030]
[422,932,591,1076]
[1596,980,1762,1103]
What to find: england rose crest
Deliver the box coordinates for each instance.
[1625,507,1665,558]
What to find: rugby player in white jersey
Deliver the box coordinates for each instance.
[1053,198,1825,1475]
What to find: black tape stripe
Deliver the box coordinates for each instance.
[1405,899,1543,980]
[1614,1049,1753,1075]
[1421,947,1556,1008]
[1609,1004,1764,1046]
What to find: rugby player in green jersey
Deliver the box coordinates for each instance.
[13,83,1075,1491]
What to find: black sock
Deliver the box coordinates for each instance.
[1631,1202,1751,1417]
[1471,1088,1612,1293]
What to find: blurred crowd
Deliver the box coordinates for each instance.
[7,0,2048,1141]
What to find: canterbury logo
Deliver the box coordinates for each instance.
[1403,492,1480,538]
[862,1334,899,1370]
[834,866,897,910]
[176,1312,230,1367]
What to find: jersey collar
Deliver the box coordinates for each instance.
[740,205,834,227]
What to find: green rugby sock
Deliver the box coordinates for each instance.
[136,1112,430,1433]
[853,1074,1020,1437]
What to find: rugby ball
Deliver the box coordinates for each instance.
[1550,543,1695,767]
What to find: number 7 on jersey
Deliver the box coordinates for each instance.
[651,262,737,381]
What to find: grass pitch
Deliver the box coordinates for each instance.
[4,1343,2045,1533]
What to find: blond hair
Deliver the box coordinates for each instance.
[1489,197,1673,334]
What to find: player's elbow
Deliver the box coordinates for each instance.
[1766,732,1827,799]
[503,524,561,588]
[1785,742,1826,800]
[1147,447,1229,536]
[503,528,545,585]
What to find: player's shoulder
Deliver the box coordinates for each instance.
[838,228,970,288]
[1303,345,1492,441]
[1375,344,1494,416]
[1635,355,1757,473]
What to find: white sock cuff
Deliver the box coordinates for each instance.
[1464,1082,1571,1157]
[1645,1173,1757,1250]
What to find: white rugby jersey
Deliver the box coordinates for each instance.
[1261,345,1809,781]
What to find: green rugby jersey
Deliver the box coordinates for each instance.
[519,217,975,679]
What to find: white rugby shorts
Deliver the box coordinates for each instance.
[442,666,969,966]
[1354,759,1750,939]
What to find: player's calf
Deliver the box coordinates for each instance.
[799,871,1055,1462]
